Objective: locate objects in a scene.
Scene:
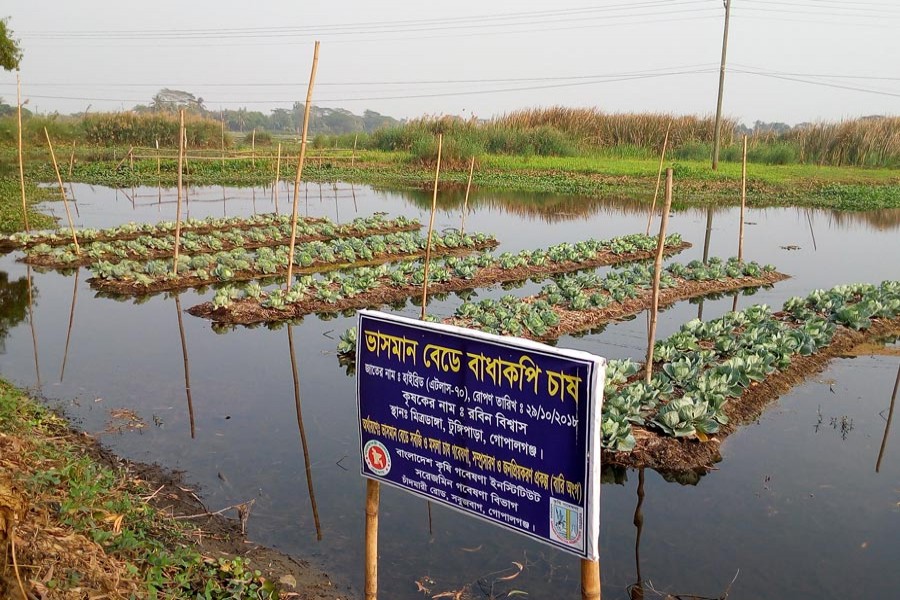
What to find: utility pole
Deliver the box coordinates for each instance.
[712,0,732,171]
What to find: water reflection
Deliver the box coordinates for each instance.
[629,469,646,600]
[0,271,31,354]
[174,294,196,438]
[27,266,41,391]
[876,361,900,472]
[59,267,80,382]
[287,325,323,541]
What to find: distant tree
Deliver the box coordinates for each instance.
[362,110,400,132]
[150,88,205,114]
[0,17,23,71]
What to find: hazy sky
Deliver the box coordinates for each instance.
[1,1,898,125]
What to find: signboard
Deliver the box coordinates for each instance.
[356,309,605,559]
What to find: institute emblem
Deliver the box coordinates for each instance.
[363,440,392,476]
[549,497,584,548]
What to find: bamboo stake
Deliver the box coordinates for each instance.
[45,128,80,254]
[645,122,671,235]
[364,478,380,600]
[221,115,226,167]
[16,72,29,232]
[251,129,256,168]
[351,133,358,167]
[175,294,196,438]
[581,560,601,600]
[460,155,475,234]
[285,41,321,289]
[59,267,80,383]
[156,139,161,178]
[876,362,900,473]
[737,135,747,262]
[67,140,76,179]
[420,134,443,319]
[129,145,134,171]
[274,143,282,214]
[288,326,323,540]
[173,110,185,276]
[645,168,674,383]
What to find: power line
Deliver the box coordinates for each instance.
[732,69,900,98]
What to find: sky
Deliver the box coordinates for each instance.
[1,0,898,126]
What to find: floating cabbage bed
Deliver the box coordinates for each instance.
[340,280,900,473]
[0,212,330,252]
[188,234,692,324]
[89,230,498,296]
[21,214,421,268]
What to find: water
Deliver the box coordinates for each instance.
[1,182,899,598]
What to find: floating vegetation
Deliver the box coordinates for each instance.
[189,233,691,324]
[89,230,497,295]
[22,214,421,268]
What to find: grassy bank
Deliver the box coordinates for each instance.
[0,178,56,234]
[0,379,343,599]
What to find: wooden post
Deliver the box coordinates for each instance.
[16,72,29,232]
[581,559,601,600]
[645,123,671,235]
[365,478,380,600]
[285,41,321,289]
[460,155,475,234]
[251,129,256,168]
[183,127,189,180]
[351,133,358,167]
[155,139,161,178]
[173,110,185,275]
[67,140,77,179]
[44,128,80,254]
[274,143,282,215]
[221,115,226,167]
[645,168,674,382]
[129,145,134,171]
[420,134,443,319]
[737,134,747,262]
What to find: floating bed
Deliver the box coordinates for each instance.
[89,230,498,296]
[22,214,421,268]
[188,234,692,324]
[0,212,330,252]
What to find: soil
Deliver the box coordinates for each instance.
[188,242,693,325]
[23,223,422,269]
[0,415,354,600]
[601,315,900,473]
[88,240,499,296]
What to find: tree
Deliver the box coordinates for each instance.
[150,88,205,114]
[0,17,23,71]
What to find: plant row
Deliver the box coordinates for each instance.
[89,230,497,295]
[599,280,900,453]
[22,214,421,267]
[188,233,689,324]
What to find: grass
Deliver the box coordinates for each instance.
[0,378,280,598]
[0,177,56,233]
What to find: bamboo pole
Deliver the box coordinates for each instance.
[364,478,380,600]
[175,294,196,438]
[288,326,323,540]
[460,155,475,234]
[274,143,282,214]
[420,134,443,319]
[59,268,80,383]
[221,115,226,167]
[16,72,29,232]
[581,560,601,600]
[285,41,321,289]
[645,123,671,235]
[173,110,185,276]
[251,129,256,168]
[45,128,80,254]
[645,168,674,383]
[129,145,134,171]
[876,362,900,473]
[737,135,747,262]
[67,140,76,179]
[155,139,161,178]
[351,133,358,167]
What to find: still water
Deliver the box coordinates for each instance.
[1,182,899,598]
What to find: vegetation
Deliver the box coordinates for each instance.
[0,178,55,234]
[0,379,282,598]
[0,17,22,71]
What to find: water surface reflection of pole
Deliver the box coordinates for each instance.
[876,361,900,473]
[174,294,195,438]
[287,325,323,540]
[630,468,646,600]
[59,267,80,382]
[26,265,41,390]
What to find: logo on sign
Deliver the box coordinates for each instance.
[549,498,583,548]
[364,440,392,476]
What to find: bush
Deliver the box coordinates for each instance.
[82,112,226,148]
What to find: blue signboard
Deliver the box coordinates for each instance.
[356,309,605,559]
